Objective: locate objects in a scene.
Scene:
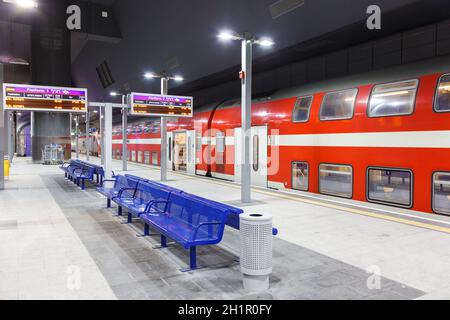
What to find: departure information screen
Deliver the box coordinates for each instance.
[3,84,88,113]
[130,92,193,117]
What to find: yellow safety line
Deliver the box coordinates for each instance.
[127,162,450,234]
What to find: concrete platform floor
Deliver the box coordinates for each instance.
[2,156,450,299]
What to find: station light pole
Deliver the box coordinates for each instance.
[144,72,183,182]
[217,30,274,203]
[110,91,128,171]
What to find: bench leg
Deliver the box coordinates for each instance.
[81,180,85,190]
[180,247,200,272]
[127,212,132,224]
[190,247,197,270]
[96,174,99,184]
[107,199,111,208]
[161,235,167,248]
[118,206,122,216]
[144,224,149,236]
[65,173,67,178]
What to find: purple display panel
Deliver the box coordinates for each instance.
[130,92,193,117]
[3,83,88,113]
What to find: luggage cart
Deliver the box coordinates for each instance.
[42,144,64,165]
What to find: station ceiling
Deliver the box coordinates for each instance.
[72,0,449,103]
[0,0,450,113]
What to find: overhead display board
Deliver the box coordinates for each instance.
[2,84,88,113]
[130,92,193,117]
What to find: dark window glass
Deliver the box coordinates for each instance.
[292,96,313,123]
[253,135,259,172]
[433,172,450,215]
[319,89,357,121]
[368,168,412,207]
[319,164,352,198]
[435,74,450,112]
[368,80,418,117]
[292,162,309,191]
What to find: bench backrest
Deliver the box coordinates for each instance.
[134,181,172,205]
[146,180,184,194]
[125,174,184,194]
[114,175,139,190]
[166,192,227,240]
[180,193,243,229]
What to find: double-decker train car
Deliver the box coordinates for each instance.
[111,57,450,216]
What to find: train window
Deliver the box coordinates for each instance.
[137,151,143,163]
[292,162,309,191]
[319,89,357,121]
[368,79,418,117]
[319,164,353,198]
[253,135,259,172]
[433,172,450,215]
[168,137,172,161]
[216,132,225,153]
[367,168,412,208]
[144,151,150,164]
[152,152,159,166]
[292,96,313,123]
[435,74,450,112]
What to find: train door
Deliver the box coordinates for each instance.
[167,131,173,171]
[186,130,196,175]
[173,131,187,172]
[234,126,268,188]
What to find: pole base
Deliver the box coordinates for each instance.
[243,274,269,292]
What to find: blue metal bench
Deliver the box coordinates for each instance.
[124,174,185,194]
[60,160,105,189]
[181,193,278,236]
[96,175,141,208]
[139,192,229,271]
[73,164,96,190]
[113,181,173,223]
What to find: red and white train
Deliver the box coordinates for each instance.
[109,58,450,216]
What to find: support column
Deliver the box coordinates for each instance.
[7,111,16,165]
[241,38,252,203]
[0,63,4,190]
[75,115,79,159]
[104,103,113,180]
[122,95,128,171]
[160,77,168,182]
[30,0,71,162]
[100,107,105,165]
[86,111,90,161]
[7,111,13,163]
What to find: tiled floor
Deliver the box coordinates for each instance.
[2,157,450,299]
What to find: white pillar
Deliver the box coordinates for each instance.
[100,107,105,165]
[86,111,90,161]
[7,112,14,163]
[104,103,113,180]
[0,63,4,190]
[75,115,79,159]
[241,38,252,203]
[122,95,127,171]
[160,77,169,182]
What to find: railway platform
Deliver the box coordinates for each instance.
[1,156,450,300]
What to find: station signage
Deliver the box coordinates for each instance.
[2,84,88,113]
[130,92,193,118]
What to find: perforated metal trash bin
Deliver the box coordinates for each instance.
[240,213,273,292]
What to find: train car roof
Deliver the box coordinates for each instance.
[195,56,450,112]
